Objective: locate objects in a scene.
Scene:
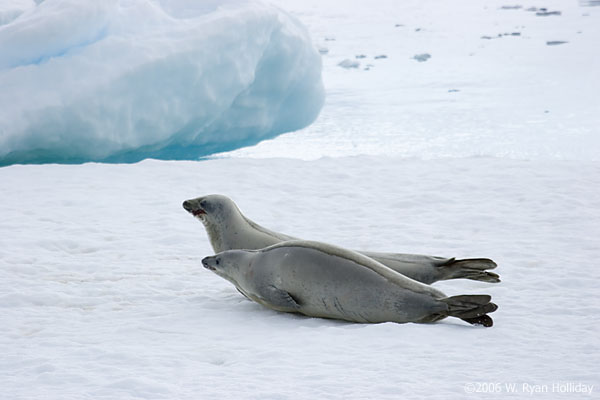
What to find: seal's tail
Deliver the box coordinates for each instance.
[442,295,498,327]
[439,258,500,283]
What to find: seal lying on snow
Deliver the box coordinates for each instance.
[202,240,498,326]
[183,194,499,285]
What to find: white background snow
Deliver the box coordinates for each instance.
[226,0,600,161]
[1,0,599,399]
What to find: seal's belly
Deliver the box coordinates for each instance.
[295,286,432,323]
[277,262,433,323]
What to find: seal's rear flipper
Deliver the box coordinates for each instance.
[461,315,494,327]
[442,294,498,327]
[440,258,500,283]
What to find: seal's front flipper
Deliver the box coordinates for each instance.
[236,287,250,300]
[259,285,301,312]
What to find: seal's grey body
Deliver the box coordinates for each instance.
[202,240,497,326]
[183,194,499,285]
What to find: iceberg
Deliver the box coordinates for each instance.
[0,0,324,166]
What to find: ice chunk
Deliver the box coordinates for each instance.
[412,53,431,62]
[536,10,562,16]
[0,0,324,165]
[0,0,36,26]
[318,46,329,55]
[338,59,360,69]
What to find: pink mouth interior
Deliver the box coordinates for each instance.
[192,209,206,217]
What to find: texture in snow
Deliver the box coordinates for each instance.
[1,158,599,399]
[0,0,324,166]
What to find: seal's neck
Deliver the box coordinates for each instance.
[202,218,226,253]
[203,205,253,253]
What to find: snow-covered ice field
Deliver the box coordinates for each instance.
[2,0,600,399]
[2,158,599,399]
[227,0,600,160]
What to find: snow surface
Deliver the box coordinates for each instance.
[224,0,600,161]
[2,158,599,399]
[0,0,324,165]
[2,0,600,399]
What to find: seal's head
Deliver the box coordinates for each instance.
[182,194,240,225]
[183,194,250,253]
[202,250,254,286]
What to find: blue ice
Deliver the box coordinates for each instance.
[0,0,324,166]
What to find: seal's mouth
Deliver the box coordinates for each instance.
[183,200,206,218]
[202,257,216,271]
[191,209,206,217]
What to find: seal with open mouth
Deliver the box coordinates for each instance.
[183,194,499,285]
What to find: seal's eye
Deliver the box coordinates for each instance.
[200,199,213,213]
[215,258,220,265]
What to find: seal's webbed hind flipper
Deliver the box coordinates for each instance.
[439,258,500,283]
[441,294,498,327]
[259,285,301,312]
[461,315,494,327]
